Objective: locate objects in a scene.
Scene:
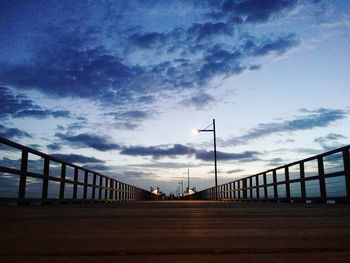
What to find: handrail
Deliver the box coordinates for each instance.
[196,145,350,203]
[0,136,159,204]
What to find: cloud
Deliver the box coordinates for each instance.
[47,143,62,151]
[120,143,260,162]
[120,144,196,159]
[104,110,153,130]
[129,32,167,48]
[14,109,71,119]
[241,33,299,58]
[0,124,32,139]
[314,133,347,150]
[187,21,234,41]
[250,34,299,56]
[129,162,199,169]
[181,93,216,110]
[51,154,104,164]
[0,86,72,120]
[0,86,38,119]
[0,1,302,112]
[249,64,261,71]
[195,150,260,161]
[226,169,244,174]
[224,108,348,146]
[55,133,120,151]
[220,0,298,23]
[266,158,285,167]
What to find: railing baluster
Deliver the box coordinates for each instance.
[285,167,290,199]
[59,163,66,201]
[318,157,326,201]
[42,157,50,201]
[83,170,88,201]
[18,149,28,203]
[300,162,306,201]
[73,167,78,200]
[92,173,96,200]
[343,149,350,200]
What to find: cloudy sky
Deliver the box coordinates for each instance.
[1,0,350,195]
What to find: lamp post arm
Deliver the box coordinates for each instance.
[198,129,214,132]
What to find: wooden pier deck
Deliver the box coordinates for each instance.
[1,201,350,262]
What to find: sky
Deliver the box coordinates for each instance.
[1,0,350,195]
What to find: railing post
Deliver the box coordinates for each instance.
[105,178,108,200]
[83,170,88,200]
[42,157,50,201]
[59,163,66,201]
[249,177,253,200]
[273,170,278,200]
[110,180,114,201]
[285,166,290,200]
[92,173,96,200]
[73,167,78,200]
[300,162,306,200]
[318,157,326,201]
[99,176,103,200]
[343,149,350,200]
[243,179,247,199]
[18,150,28,203]
[256,176,260,199]
[263,173,267,199]
[115,181,119,201]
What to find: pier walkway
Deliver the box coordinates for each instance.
[1,201,350,262]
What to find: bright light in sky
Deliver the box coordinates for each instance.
[1,0,350,195]
[192,129,200,136]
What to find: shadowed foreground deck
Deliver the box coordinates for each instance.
[1,201,350,262]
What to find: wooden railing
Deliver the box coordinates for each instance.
[196,145,350,203]
[0,136,158,205]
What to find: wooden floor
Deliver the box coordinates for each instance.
[1,201,350,262]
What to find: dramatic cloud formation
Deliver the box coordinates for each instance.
[0,0,302,112]
[224,108,348,146]
[0,0,349,195]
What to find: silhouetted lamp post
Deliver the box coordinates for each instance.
[193,119,218,200]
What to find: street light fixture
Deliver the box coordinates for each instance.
[194,119,218,200]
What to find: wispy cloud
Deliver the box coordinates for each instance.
[314,133,347,150]
[226,169,244,174]
[223,108,348,146]
[104,110,154,130]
